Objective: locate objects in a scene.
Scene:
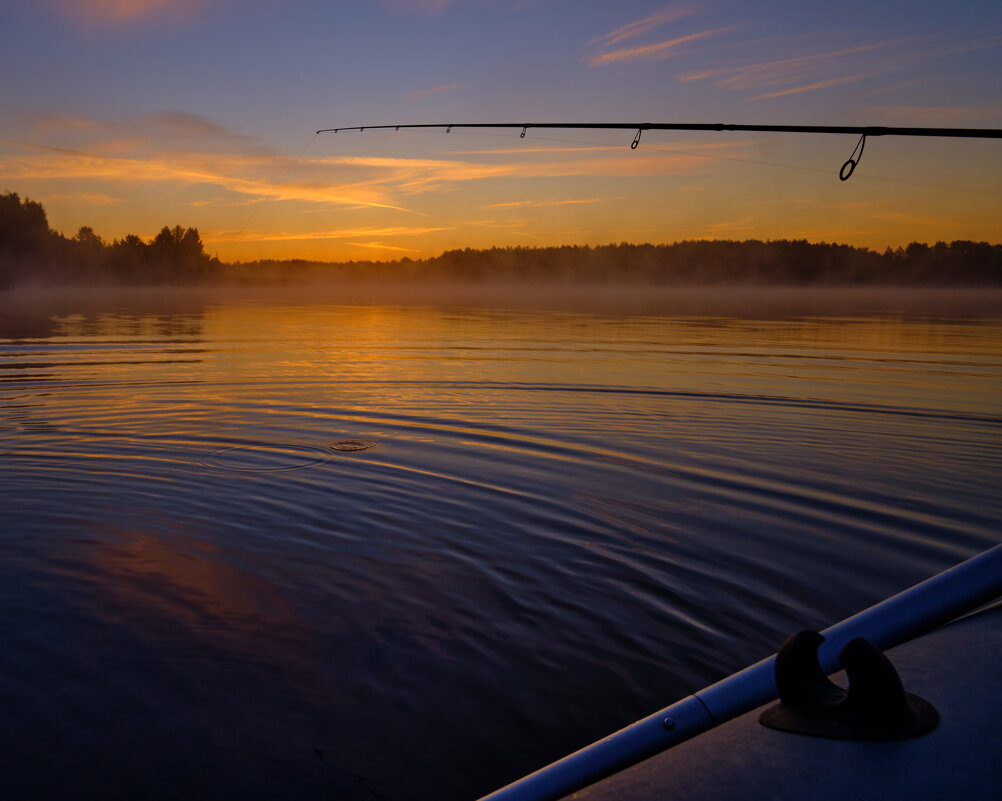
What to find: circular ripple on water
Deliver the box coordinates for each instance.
[194,443,334,473]
[327,439,379,453]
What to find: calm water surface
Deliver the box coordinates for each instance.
[1,287,1000,800]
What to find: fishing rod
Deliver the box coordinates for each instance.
[316,121,1002,181]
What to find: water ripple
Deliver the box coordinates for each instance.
[2,297,1000,801]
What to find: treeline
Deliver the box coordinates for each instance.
[0,192,220,287]
[2,191,1001,287]
[263,240,998,285]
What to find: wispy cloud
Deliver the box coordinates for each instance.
[407,83,460,101]
[591,3,696,47]
[485,197,616,209]
[590,27,737,66]
[49,191,123,205]
[862,79,925,97]
[25,114,108,136]
[43,0,208,27]
[329,150,716,194]
[145,111,232,137]
[706,33,1002,99]
[676,36,996,102]
[748,74,870,100]
[704,217,756,234]
[343,241,420,252]
[26,111,252,154]
[0,138,410,211]
[924,33,1002,58]
[0,109,750,231]
[681,43,894,91]
[818,200,880,211]
[204,226,448,243]
[874,210,947,227]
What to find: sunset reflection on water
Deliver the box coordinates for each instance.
[1,287,1000,800]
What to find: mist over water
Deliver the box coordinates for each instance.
[1,286,1000,800]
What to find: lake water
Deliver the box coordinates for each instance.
[1,285,1000,801]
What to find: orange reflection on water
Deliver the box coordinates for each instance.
[81,527,300,652]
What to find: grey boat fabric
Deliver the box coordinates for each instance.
[563,601,1002,801]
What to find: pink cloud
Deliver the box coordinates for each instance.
[591,3,697,47]
[204,226,447,243]
[681,42,895,93]
[748,74,870,100]
[42,0,209,26]
[485,198,614,209]
[407,83,461,101]
[590,27,737,66]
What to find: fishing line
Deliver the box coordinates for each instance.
[227,131,320,249]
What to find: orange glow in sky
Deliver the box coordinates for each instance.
[1,1,1000,261]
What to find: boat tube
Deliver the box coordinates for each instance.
[477,544,1002,801]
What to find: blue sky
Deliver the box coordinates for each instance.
[1,1,1000,260]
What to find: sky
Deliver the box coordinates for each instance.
[1,0,1000,262]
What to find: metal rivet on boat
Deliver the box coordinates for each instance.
[662,717,675,731]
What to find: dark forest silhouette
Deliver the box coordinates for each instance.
[2,191,1000,287]
[1,192,221,287]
